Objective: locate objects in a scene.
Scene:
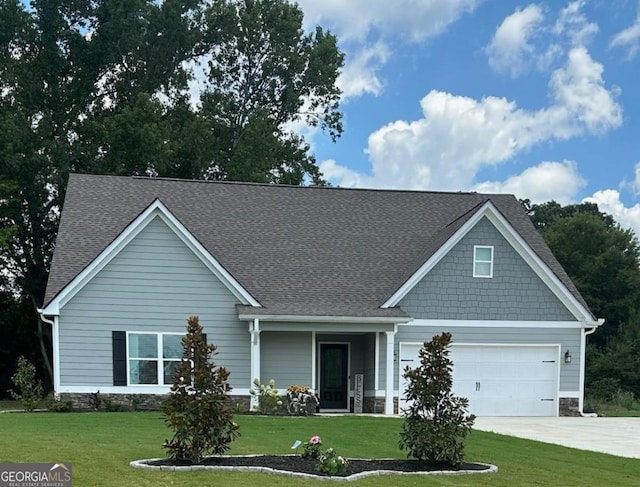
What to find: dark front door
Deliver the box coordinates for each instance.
[320,344,349,410]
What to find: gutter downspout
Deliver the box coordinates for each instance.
[579,318,604,417]
[37,309,59,397]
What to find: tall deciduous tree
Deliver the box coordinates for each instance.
[0,0,343,388]
[523,200,640,397]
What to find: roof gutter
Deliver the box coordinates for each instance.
[579,318,604,417]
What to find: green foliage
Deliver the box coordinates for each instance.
[316,447,349,475]
[399,333,475,467]
[162,316,240,464]
[47,399,73,413]
[9,356,44,411]
[103,397,124,412]
[301,435,323,459]
[0,0,344,389]
[249,379,283,414]
[524,200,640,398]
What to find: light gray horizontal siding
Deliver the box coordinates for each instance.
[59,216,249,389]
[394,325,581,392]
[260,332,312,388]
[399,217,576,321]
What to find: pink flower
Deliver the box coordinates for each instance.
[309,435,321,444]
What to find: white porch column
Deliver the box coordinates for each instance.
[384,330,396,415]
[249,319,261,409]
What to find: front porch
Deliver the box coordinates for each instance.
[245,319,403,415]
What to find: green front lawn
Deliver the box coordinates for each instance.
[0,413,638,486]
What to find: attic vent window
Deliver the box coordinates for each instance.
[473,245,494,278]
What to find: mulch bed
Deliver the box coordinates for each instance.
[146,455,490,477]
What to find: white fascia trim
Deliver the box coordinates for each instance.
[404,319,586,329]
[41,199,260,315]
[559,391,581,398]
[57,386,252,395]
[382,201,593,321]
[237,313,411,324]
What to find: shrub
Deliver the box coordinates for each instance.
[302,435,323,459]
[48,399,73,412]
[162,316,240,464]
[399,332,475,467]
[587,378,621,401]
[249,379,283,414]
[316,447,349,475]
[612,389,635,410]
[9,356,44,411]
[103,396,124,412]
[285,385,318,415]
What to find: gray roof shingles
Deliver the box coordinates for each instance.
[44,174,592,319]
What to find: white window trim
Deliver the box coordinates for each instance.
[126,332,184,387]
[473,245,494,278]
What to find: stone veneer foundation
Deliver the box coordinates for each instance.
[59,393,251,412]
[559,397,580,416]
[59,393,579,416]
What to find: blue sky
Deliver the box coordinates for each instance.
[292,0,640,234]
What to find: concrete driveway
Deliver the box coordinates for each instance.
[473,417,640,459]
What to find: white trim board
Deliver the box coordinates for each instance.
[403,319,588,329]
[382,201,594,322]
[41,199,260,315]
[238,313,410,324]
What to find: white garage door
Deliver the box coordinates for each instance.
[399,344,559,417]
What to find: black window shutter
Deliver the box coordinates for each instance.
[112,331,127,386]
[202,333,207,344]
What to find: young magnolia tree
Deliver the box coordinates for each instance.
[162,316,239,463]
[399,332,475,467]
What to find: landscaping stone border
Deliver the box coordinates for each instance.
[130,455,498,481]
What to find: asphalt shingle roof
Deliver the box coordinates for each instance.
[44,174,592,319]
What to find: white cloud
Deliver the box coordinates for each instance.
[633,162,640,194]
[297,0,484,42]
[337,42,391,100]
[553,0,598,46]
[487,1,599,77]
[322,47,621,193]
[610,7,640,59]
[474,161,586,204]
[485,4,545,78]
[584,189,640,237]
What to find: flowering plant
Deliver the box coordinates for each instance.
[301,435,322,459]
[285,385,319,415]
[316,447,349,475]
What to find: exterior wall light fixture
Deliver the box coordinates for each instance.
[564,349,572,364]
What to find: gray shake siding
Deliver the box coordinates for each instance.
[399,217,576,321]
[58,216,250,389]
[394,325,581,392]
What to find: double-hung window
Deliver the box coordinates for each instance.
[473,245,494,278]
[127,333,183,385]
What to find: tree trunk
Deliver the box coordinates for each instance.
[30,295,53,389]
